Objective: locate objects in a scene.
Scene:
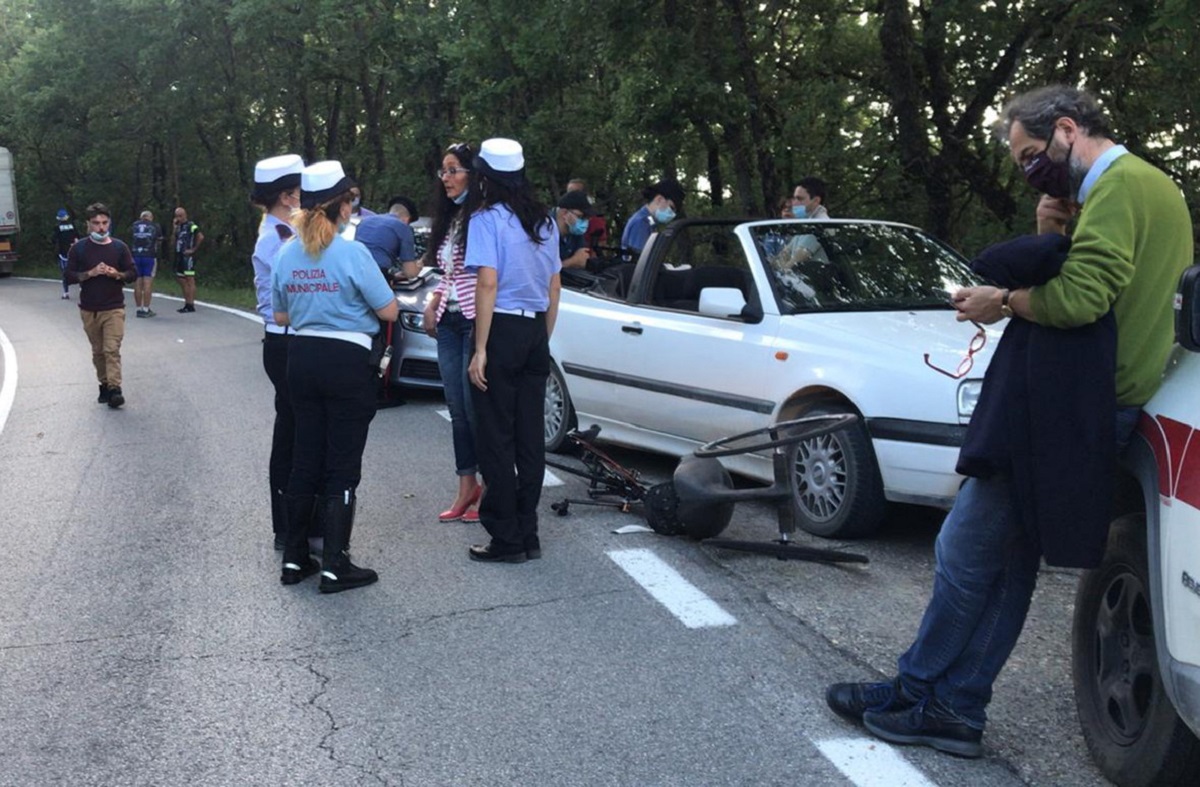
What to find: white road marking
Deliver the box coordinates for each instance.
[815,737,938,787]
[0,327,16,437]
[607,548,736,628]
[436,408,563,486]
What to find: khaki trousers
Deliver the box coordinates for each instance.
[80,308,126,388]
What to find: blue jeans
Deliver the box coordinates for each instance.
[436,310,477,476]
[897,406,1141,727]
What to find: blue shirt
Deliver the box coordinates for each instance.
[253,214,294,326]
[464,204,561,312]
[1077,144,1129,205]
[271,234,395,335]
[621,204,653,256]
[353,214,417,271]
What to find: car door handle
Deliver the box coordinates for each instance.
[621,323,643,335]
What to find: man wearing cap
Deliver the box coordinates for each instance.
[464,138,562,563]
[353,195,421,280]
[130,210,162,317]
[553,190,595,270]
[620,177,684,260]
[173,206,203,313]
[64,203,137,409]
[250,153,305,551]
[567,178,608,249]
[53,208,79,300]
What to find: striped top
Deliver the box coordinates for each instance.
[432,225,476,322]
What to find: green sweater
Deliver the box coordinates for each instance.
[1029,153,1194,406]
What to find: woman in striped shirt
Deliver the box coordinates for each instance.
[422,142,482,522]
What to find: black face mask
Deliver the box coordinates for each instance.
[1022,138,1074,199]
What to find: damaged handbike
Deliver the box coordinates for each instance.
[547,416,869,565]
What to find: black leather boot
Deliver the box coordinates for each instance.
[318,492,377,593]
[281,494,320,585]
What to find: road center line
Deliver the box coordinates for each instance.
[607,548,737,629]
[815,737,937,787]
[0,327,17,437]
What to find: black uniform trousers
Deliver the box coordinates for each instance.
[286,336,377,498]
[471,312,550,554]
[262,331,294,503]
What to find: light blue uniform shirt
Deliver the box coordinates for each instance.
[464,204,561,312]
[620,204,653,255]
[271,234,395,335]
[253,214,293,326]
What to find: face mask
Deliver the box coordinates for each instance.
[570,217,588,235]
[791,205,807,219]
[351,197,361,209]
[452,188,468,206]
[1022,137,1074,199]
[653,207,676,224]
[90,231,109,242]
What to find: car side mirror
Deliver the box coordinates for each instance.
[699,287,752,321]
[1175,264,1200,352]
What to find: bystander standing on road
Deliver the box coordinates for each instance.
[465,138,561,563]
[64,203,137,409]
[130,210,162,317]
[53,208,78,300]
[792,177,830,219]
[354,195,421,279]
[620,178,683,260]
[271,160,398,593]
[422,142,484,524]
[825,85,1194,758]
[250,153,305,552]
[553,190,595,270]
[173,206,203,313]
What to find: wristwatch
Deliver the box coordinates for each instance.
[1000,289,1014,319]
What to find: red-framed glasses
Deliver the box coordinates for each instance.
[923,321,987,379]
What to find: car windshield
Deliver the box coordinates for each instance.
[749,221,984,314]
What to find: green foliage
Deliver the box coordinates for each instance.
[0,0,1196,277]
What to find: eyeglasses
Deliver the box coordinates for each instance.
[923,321,986,379]
[437,167,470,179]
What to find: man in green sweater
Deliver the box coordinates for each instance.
[823,85,1194,757]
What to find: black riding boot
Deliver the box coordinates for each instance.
[318,492,377,594]
[281,494,320,585]
[271,488,286,550]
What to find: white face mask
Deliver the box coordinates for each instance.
[90,231,109,242]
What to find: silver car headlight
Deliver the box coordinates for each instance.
[958,380,982,418]
[400,311,424,331]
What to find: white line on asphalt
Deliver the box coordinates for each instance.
[815,737,937,787]
[437,408,564,486]
[0,326,16,437]
[607,548,737,629]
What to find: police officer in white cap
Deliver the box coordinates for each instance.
[270,161,399,592]
[464,138,562,563]
[251,153,304,551]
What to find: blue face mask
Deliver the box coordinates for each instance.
[452,188,468,206]
[570,217,588,236]
[791,204,807,219]
[90,231,109,242]
[653,207,676,224]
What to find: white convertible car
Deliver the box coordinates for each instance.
[544,218,999,539]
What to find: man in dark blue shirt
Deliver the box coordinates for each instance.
[354,196,420,279]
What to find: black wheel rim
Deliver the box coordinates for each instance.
[1091,567,1157,745]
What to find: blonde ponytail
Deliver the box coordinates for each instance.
[293,196,350,257]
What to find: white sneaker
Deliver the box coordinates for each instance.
[61,292,70,300]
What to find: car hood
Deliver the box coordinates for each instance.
[784,309,1001,363]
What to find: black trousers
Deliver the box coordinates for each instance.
[262,332,294,501]
[471,313,549,553]
[286,336,377,497]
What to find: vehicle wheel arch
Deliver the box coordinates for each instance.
[776,387,886,539]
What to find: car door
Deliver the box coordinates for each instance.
[574,222,775,446]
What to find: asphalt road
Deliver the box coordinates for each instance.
[0,277,1111,786]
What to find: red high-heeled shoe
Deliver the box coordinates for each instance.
[438,486,482,522]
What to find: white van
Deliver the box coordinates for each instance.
[1071,265,1200,785]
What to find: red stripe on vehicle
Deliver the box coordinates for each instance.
[1175,427,1200,510]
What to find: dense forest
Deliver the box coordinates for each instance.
[1,0,1196,284]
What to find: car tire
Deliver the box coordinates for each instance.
[544,360,576,454]
[788,405,885,539]
[1072,514,1200,787]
